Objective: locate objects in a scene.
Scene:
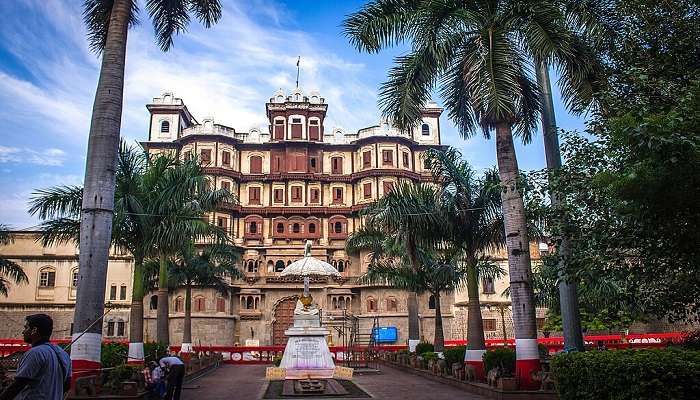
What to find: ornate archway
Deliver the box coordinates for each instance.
[271,296,298,345]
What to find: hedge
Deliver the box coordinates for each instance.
[551,349,700,400]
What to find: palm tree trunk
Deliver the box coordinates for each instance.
[433,292,445,352]
[495,122,540,389]
[157,254,170,345]
[536,62,584,352]
[127,256,145,365]
[405,237,420,345]
[465,260,487,380]
[182,282,193,353]
[71,0,129,376]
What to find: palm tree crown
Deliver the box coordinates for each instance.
[343,0,600,137]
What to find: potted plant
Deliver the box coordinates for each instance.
[484,348,517,390]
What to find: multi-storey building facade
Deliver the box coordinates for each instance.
[140,89,451,346]
[0,89,562,347]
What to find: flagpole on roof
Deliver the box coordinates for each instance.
[296,56,300,88]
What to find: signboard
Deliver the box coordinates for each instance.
[373,326,398,343]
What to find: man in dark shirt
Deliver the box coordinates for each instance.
[0,314,71,400]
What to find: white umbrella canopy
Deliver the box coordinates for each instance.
[280,241,341,277]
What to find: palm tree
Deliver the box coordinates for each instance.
[0,225,29,296]
[347,182,442,345]
[29,145,236,356]
[344,0,599,386]
[424,148,505,377]
[535,0,613,352]
[166,242,242,352]
[146,156,232,345]
[74,0,223,368]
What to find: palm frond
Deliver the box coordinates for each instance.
[28,186,83,220]
[35,218,81,247]
[342,0,420,53]
[0,224,12,246]
[187,0,221,28]
[83,0,139,53]
[146,0,190,51]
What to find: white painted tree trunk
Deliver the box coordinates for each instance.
[495,122,540,388]
[71,0,129,372]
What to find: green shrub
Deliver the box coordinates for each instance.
[414,342,434,354]
[105,365,139,390]
[679,330,700,351]
[144,342,169,364]
[101,342,128,369]
[551,349,700,400]
[420,351,438,361]
[483,348,516,377]
[443,346,466,366]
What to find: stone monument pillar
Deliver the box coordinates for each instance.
[279,300,335,379]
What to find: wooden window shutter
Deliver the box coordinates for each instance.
[383,181,394,194]
[382,150,392,165]
[222,151,231,166]
[250,156,262,174]
[362,151,371,167]
[363,183,372,198]
[274,189,283,202]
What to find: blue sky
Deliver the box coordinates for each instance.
[0,0,587,229]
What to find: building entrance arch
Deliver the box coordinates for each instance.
[272,296,298,345]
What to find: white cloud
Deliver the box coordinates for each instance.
[0,173,82,229]
[0,146,67,166]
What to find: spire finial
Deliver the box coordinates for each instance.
[304,240,312,257]
[296,56,301,89]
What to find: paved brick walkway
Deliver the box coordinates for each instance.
[181,364,488,399]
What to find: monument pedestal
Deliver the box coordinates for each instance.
[279,313,335,379]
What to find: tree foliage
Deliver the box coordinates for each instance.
[541,0,700,322]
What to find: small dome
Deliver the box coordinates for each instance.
[273,88,286,103]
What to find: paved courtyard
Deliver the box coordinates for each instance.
[182,364,487,400]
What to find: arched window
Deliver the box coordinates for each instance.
[308,223,316,234]
[247,260,257,273]
[332,298,338,309]
[334,222,342,234]
[275,260,286,272]
[428,295,436,310]
[194,296,206,312]
[249,156,263,174]
[386,297,398,312]
[292,223,300,233]
[175,296,184,313]
[149,295,158,310]
[246,296,255,310]
[367,297,377,312]
[249,222,257,234]
[117,319,126,337]
[337,260,344,272]
[161,120,170,133]
[216,297,226,313]
[38,267,56,288]
[338,297,345,309]
[276,223,284,234]
[421,123,430,135]
[71,268,79,287]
